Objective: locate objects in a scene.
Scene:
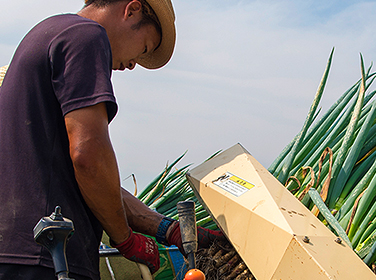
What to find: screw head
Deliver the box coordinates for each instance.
[47,231,54,241]
[303,236,310,243]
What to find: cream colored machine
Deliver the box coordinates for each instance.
[186,144,375,280]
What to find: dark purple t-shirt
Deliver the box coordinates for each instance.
[0,14,117,279]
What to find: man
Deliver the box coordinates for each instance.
[0,0,224,279]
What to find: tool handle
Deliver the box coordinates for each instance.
[177,201,197,269]
[136,263,154,280]
[33,206,75,280]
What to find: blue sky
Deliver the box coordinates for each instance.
[1,0,376,192]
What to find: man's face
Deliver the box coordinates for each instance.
[111,23,161,71]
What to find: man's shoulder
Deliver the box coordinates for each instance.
[39,14,105,35]
[42,13,98,27]
[30,14,109,52]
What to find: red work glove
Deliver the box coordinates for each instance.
[111,228,160,274]
[167,223,226,256]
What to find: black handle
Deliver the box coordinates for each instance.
[33,206,75,280]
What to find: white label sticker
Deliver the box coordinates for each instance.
[212,172,255,197]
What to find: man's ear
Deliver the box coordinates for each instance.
[124,0,142,20]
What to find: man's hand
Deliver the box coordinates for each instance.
[112,229,160,274]
[167,222,226,256]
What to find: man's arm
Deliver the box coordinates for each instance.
[65,102,160,273]
[65,102,165,238]
[121,187,165,234]
[64,102,130,244]
[64,102,222,268]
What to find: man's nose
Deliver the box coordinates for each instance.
[127,60,136,70]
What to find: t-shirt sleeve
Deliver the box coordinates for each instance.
[49,22,117,122]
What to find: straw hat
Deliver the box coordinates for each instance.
[138,0,176,69]
[0,65,8,87]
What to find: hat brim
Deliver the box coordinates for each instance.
[138,0,176,70]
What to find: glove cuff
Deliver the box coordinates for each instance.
[110,228,134,252]
[156,217,176,246]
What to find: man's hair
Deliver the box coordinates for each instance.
[84,0,161,37]
[84,0,125,6]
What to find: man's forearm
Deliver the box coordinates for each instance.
[121,188,164,235]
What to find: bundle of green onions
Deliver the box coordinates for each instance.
[138,48,376,270]
[136,152,219,230]
[269,49,376,266]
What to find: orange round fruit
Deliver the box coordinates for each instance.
[184,269,205,280]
